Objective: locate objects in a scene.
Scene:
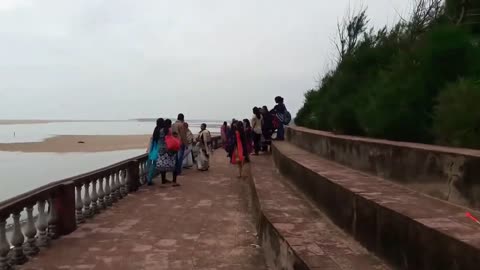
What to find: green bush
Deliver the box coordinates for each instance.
[358,25,477,143]
[295,3,480,148]
[433,79,480,148]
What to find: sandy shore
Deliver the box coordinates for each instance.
[0,135,150,153]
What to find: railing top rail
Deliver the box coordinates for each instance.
[0,153,148,217]
[70,153,148,185]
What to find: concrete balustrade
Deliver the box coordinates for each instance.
[0,136,223,270]
[0,135,223,270]
[0,153,148,270]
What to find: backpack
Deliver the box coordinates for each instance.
[276,110,292,125]
[283,110,292,125]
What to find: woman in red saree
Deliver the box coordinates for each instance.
[230,121,247,177]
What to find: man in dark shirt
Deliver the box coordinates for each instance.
[172,113,188,175]
[271,96,286,140]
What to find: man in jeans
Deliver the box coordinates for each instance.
[172,113,188,175]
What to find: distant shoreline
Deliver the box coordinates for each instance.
[0,135,150,153]
[0,119,224,125]
[0,120,136,125]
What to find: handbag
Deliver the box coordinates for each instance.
[165,134,181,152]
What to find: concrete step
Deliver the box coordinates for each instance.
[249,154,390,270]
[272,141,480,270]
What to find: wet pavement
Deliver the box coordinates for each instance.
[22,152,268,270]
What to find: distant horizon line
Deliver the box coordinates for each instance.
[0,118,225,122]
[0,119,227,127]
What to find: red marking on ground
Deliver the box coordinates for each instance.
[466,212,480,224]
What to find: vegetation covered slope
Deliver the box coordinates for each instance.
[295,0,480,148]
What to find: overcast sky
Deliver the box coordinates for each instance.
[0,0,411,120]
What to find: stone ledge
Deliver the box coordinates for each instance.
[272,140,480,270]
[286,126,480,208]
[247,155,389,270]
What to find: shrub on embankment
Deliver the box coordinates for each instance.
[295,0,480,148]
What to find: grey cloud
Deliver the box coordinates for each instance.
[0,0,411,120]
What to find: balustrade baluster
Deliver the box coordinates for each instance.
[75,185,84,224]
[143,162,147,182]
[121,170,128,197]
[111,172,118,203]
[91,179,99,215]
[138,164,143,184]
[144,161,148,182]
[141,162,146,184]
[125,168,131,193]
[98,177,105,210]
[116,171,121,199]
[118,170,125,199]
[0,217,11,270]
[47,199,58,239]
[23,205,39,256]
[105,174,112,207]
[83,182,92,218]
[115,171,121,200]
[36,200,49,247]
[120,170,125,199]
[10,212,27,265]
[113,172,120,203]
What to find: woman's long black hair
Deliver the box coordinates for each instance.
[164,119,172,135]
[253,107,261,119]
[243,119,251,129]
[151,118,164,150]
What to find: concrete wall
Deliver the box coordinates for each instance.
[244,163,309,270]
[286,126,480,208]
[271,144,480,270]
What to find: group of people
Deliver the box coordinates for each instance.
[145,97,289,184]
[145,113,212,186]
[221,96,290,177]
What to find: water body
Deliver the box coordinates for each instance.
[0,120,222,143]
[0,120,223,203]
[0,149,144,202]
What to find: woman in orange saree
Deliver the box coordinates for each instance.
[230,121,247,177]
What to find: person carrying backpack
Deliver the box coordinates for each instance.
[271,96,291,140]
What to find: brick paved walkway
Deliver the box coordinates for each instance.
[23,152,268,270]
